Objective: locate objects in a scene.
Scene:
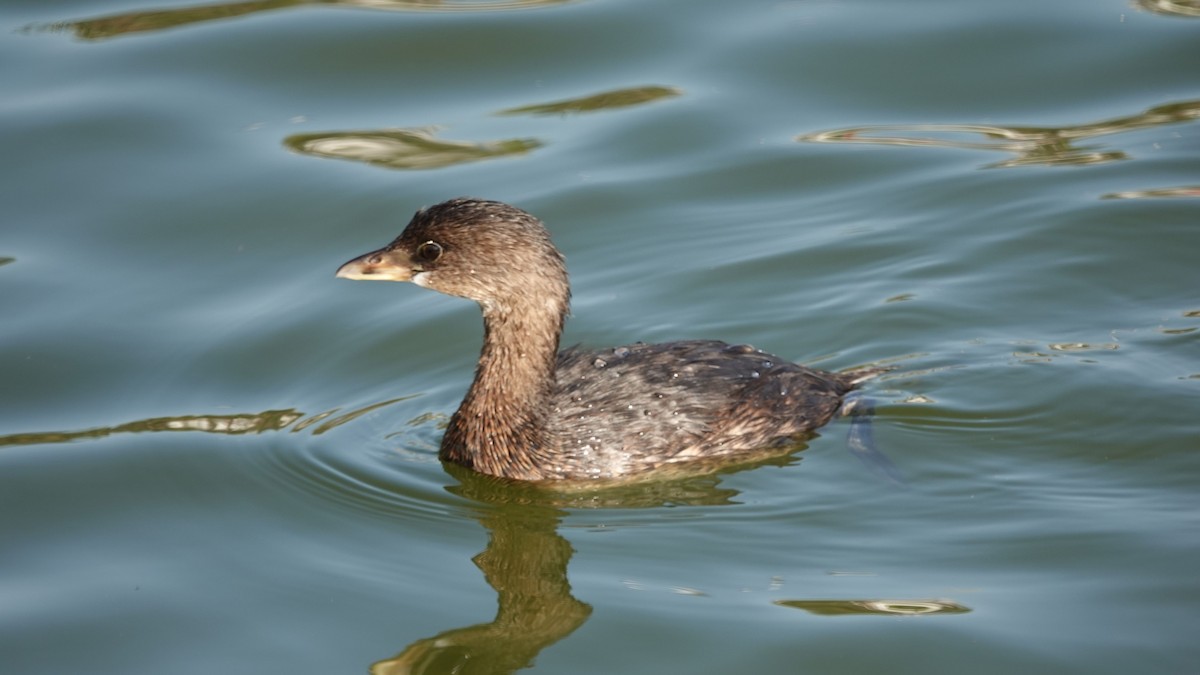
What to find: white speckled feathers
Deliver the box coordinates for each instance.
[548,340,855,478]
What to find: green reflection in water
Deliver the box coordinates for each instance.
[1134,0,1200,17]
[373,458,937,674]
[41,0,573,41]
[0,397,412,448]
[1102,185,1200,199]
[371,493,589,675]
[293,396,418,435]
[799,98,1200,170]
[775,599,971,616]
[0,410,304,447]
[284,127,543,170]
[369,463,777,675]
[498,86,682,116]
[443,460,751,509]
[0,256,15,268]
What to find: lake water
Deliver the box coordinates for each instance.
[2,0,1198,673]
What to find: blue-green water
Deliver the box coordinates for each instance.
[2,0,1198,673]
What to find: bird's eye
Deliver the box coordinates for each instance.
[416,241,443,263]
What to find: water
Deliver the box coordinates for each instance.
[2,0,1198,672]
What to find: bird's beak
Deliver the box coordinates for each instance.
[335,248,414,282]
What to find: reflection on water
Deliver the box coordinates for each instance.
[775,599,971,616]
[443,461,752,509]
[373,465,967,673]
[1102,185,1200,199]
[0,398,956,673]
[0,256,15,268]
[345,0,572,10]
[497,86,681,116]
[799,98,1200,169]
[285,85,681,171]
[1134,0,1200,17]
[1012,342,1123,364]
[371,496,589,675]
[43,0,297,40]
[284,127,542,170]
[371,467,756,674]
[844,394,906,486]
[292,397,419,434]
[40,0,571,41]
[0,397,411,448]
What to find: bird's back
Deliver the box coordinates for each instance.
[545,340,859,479]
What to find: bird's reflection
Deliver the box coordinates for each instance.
[369,450,939,674]
[371,489,587,674]
[0,401,950,675]
[371,464,753,675]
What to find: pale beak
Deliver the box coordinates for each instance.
[335,248,414,282]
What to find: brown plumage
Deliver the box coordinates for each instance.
[336,198,876,482]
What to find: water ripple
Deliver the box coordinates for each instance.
[799,97,1200,170]
[0,397,414,449]
[284,127,542,171]
[775,598,971,616]
[37,0,575,41]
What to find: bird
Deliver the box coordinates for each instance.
[336,198,880,482]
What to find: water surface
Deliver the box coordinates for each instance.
[2,0,1198,673]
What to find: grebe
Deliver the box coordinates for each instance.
[336,198,878,481]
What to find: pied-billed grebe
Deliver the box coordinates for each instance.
[337,198,879,481]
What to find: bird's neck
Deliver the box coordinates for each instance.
[440,296,567,480]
